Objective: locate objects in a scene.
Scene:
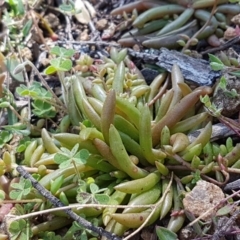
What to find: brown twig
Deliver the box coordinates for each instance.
[201,36,240,55]
[171,153,228,186]
[147,75,169,107]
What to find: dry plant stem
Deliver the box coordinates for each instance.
[65,16,74,42]
[189,188,240,227]
[10,203,156,221]
[123,172,174,240]
[167,165,240,174]
[147,76,169,107]
[182,0,217,51]
[16,165,122,240]
[201,36,240,55]
[172,154,227,186]
[8,105,23,122]
[218,115,240,138]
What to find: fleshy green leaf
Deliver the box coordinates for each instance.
[22,19,32,37]
[0,190,6,201]
[0,101,10,108]
[216,205,234,216]
[156,226,177,240]
[17,0,25,16]
[208,54,224,65]
[218,76,227,90]
[230,70,240,77]
[210,62,224,71]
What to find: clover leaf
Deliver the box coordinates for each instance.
[54,145,90,168]
[9,177,32,200]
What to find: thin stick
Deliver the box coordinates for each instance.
[171,153,228,186]
[16,165,121,240]
[147,76,169,107]
[201,36,240,55]
[9,203,156,221]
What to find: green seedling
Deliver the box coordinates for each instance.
[9,219,32,240]
[9,177,32,200]
[44,46,75,105]
[16,137,31,153]
[200,95,222,117]
[54,144,89,169]
[63,219,98,240]
[217,76,239,98]
[3,124,30,137]
[77,180,110,205]
[44,46,75,75]
[16,81,57,118]
[191,170,201,185]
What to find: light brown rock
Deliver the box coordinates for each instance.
[96,19,108,31]
[183,180,225,221]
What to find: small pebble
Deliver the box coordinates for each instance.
[78,29,90,41]
[183,180,225,221]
